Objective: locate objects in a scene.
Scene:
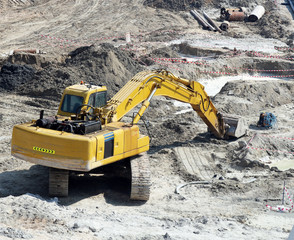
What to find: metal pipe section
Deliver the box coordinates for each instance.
[220,21,230,31]
[202,11,222,33]
[190,10,209,29]
[228,12,245,21]
[190,10,215,31]
[147,86,157,102]
[12,49,40,54]
[40,110,44,120]
[195,10,216,31]
[248,5,265,22]
[220,8,245,21]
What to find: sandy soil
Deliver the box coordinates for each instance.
[0,0,294,239]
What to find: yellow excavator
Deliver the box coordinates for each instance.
[11,70,246,200]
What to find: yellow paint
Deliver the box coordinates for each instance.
[12,70,228,173]
[93,144,149,168]
[33,146,55,155]
[12,121,149,171]
[113,128,124,156]
[95,134,105,161]
[12,123,97,164]
[103,70,225,138]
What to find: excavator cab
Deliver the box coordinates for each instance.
[57,83,107,116]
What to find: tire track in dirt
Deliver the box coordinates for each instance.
[173,147,216,180]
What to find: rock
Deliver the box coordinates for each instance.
[89,226,96,232]
[199,217,208,225]
[237,159,251,167]
[219,176,225,180]
[72,223,79,229]
[163,232,172,240]
[0,227,33,239]
[238,140,247,148]
[0,63,35,92]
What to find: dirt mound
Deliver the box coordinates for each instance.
[213,80,294,116]
[0,44,143,100]
[64,43,143,97]
[0,194,72,238]
[6,53,54,69]
[0,64,35,92]
[256,11,291,40]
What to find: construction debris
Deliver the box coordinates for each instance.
[9,49,44,55]
[248,5,265,22]
[203,11,222,33]
[220,7,246,21]
[190,9,215,31]
[125,32,131,43]
[220,21,230,31]
[175,181,211,196]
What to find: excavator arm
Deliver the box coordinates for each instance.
[100,70,229,139]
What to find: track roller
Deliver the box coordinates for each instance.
[130,153,151,201]
[49,168,69,197]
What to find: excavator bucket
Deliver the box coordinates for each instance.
[223,115,247,138]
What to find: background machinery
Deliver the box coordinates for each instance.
[11,70,246,200]
[257,112,277,128]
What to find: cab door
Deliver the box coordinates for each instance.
[88,91,107,108]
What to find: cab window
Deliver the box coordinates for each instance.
[88,91,107,108]
[61,94,84,113]
[88,94,95,107]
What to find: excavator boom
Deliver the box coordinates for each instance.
[102,70,242,139]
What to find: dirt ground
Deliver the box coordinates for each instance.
[0,0,294,239]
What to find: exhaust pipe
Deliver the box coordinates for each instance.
[40,110,44,119]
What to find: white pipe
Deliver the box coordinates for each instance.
[248,5,265,22]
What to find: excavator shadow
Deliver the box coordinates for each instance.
[0,165,145,206]
[248,124,274,131]
[0,165,49,197]
[61,174,146,206]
